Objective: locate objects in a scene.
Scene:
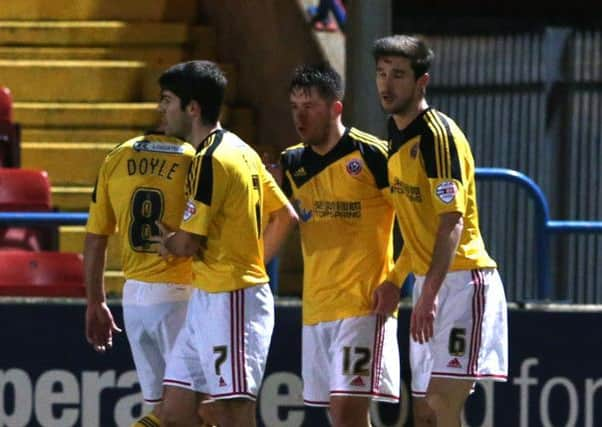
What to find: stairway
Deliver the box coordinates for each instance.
[0,1,255,294]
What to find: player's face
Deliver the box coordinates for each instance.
[158,90,192,140]
[375,56,427,115]
[289,87,333,147]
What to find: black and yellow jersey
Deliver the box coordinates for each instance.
[181,129,289,292]
[387,108,496,278]
[281,127,395,325]
[86,134,195,284]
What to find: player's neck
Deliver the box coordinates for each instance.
[310,121,345,156]
[189,122,222,149]
[392,99,429,131]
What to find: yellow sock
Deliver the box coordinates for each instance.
[131,413,160,427]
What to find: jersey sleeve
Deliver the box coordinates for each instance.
[86,157,117,235]
[359,139,389,190]
[180,154,229,236]
[420,117,467,216]
[261,163,289,215]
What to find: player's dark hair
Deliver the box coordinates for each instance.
[289,62,344,102]
[159,60,227,126]
[372,35,434,79]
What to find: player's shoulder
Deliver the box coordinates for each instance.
[108,134,194,158]
[420,109,467,146]
[347,127,388,157]
[280,143,305,168]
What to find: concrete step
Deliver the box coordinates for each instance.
[3,61,237,102]
[22,128,140,143]
[15,102,250,136]
[0,0,199,22]
[0,21,191,46]
[21,142,114,185]
[14,102,158,128]
[0,38,215,64]
[60,225,121,269]
[52,186,94,211]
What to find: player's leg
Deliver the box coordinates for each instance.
[122,281,185,426]
[426,378,473,427]
[329,315,400,427]
[330,396,371,427]
[413,397,437,427]
[409,278,436,426]
[200,285,274,426]
[161,289,211,426]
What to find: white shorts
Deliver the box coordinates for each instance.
[164,284,274,400]
[122,279,192,404]
[410,269,508,397]
[303,314,400,406]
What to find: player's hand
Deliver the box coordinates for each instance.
[86,302,122,352]
[372,281,400,316]
[410,291,437,344]
[150,221,175,261]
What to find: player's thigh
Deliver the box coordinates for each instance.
[427,377,473,412]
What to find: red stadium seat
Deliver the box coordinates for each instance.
[0,251,85,297]
[0,168,57,250]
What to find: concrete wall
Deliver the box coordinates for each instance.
[197,0,326,159]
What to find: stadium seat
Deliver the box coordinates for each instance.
[0,168,57,250]
[0,250,85,297]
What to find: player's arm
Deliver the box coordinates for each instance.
[262,163,298,263]
[84,164,121,352]
[154,222,206,258]
[373,235,410,316]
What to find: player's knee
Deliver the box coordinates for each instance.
[425,392,450,415]
[161,407,186,427]
[413,398,437,427]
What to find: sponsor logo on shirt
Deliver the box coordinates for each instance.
[133,141,186,154]
[293,199,313,222]
[346,158,362,176]
[435,181,457,204]
[182,200,196,221]
[390,178,422,202]
[313,200,361,219]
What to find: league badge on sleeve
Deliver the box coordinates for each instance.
[435,181,457,204]
[183,200,197,221]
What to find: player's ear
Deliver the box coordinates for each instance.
[187,100,202,118]
[331,100,343,116]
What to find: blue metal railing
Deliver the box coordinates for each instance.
[1,168,601,299]
[475,167,602,299]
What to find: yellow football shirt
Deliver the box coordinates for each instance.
[387,108,496,279]
[86,134,195,284]
[181,129,289,292]
[281,128,395,325]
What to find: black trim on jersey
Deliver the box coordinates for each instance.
[387,108,431,157]
[419,130,439,178]
[434,111,462,182]
[194,130,225,205]
[279,152,294,198]
[353,133,389,189]
[282,128,380,191]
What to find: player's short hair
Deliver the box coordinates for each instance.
[289,62,344,102]
[372,35,434,79]
[159,60,227,126]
